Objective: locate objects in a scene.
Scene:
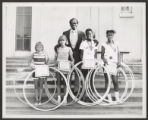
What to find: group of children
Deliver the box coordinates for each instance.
[29,29,121,105]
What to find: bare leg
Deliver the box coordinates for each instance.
[56,73,61,103]
[112,75,119,101]
[56,73,61,96]
[104,73,112,101]
[34,79,39,103]
[81,69,89,101]
[111,75,119,92]
[74,71,79,93]
[104,73,108,91]
[39,78,44,103]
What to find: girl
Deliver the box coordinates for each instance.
[54,35,74,104]
[79,28,98,101]
[101,30,121,101]
[29,42,49,105]
[80,28,98,77]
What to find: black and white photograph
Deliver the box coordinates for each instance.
[2,2,146,118]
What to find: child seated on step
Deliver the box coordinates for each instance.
[101,30,121,102]
[54,35,74,104]
[29,41,49,105]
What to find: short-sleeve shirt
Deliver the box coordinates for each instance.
[102,42,118,63]
[80,40,97,60]
[56,46,73,61]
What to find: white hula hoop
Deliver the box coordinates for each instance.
[67,61,86,105]
[13,70,29,105]
[99,66,128,106]
[119,62,135,103]
[23,67,69,111]
[85,63,112,105]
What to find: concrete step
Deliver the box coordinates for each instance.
[6,71,142,81]
[6,65,30,67]
[6,88,143,98]
[5,97,142,108]
[5,100,142,115]
[5,108,142,116]
[6,88,142,97]
[6,67,32,72]
[5,58,144,115]
[5,80,142,90]
[6,58,142,74]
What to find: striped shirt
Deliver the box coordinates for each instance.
[32,52,47,65]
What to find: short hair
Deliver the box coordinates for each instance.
[85,28,95,38]
[35,41,44,51]
[69,18,79,24]
[106,30,116,34]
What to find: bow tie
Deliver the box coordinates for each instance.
[71,30,77,33]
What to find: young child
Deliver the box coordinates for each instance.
[29,42,49,105]
[80,28,98,77]
[54,35,74,104]
[101,30,121,102]
[79,28,98,100]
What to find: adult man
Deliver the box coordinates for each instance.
[63,18,85,94]
[63,18,85,64]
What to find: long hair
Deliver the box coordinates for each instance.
[54,35,68,53]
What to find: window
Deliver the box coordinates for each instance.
[15,7,32,51]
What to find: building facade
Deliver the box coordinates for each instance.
[3,3,145,61]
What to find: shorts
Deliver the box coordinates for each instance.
[104,63,117,75]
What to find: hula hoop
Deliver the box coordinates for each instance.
[23,67,69,111]
[39,70,57,105]
[98,66,128,106]
[85,64,112,106]
[63,66,85,106]
[118,62,135,103]
[13,70,29,105]
[66,61,86,105]
[96,62,135,106]
[67,61,109,106]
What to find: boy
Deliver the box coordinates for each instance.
[101,30,121,102]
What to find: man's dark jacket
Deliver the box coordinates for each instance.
[63,30,85,64]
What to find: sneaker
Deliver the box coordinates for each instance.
[57,96,61,104]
